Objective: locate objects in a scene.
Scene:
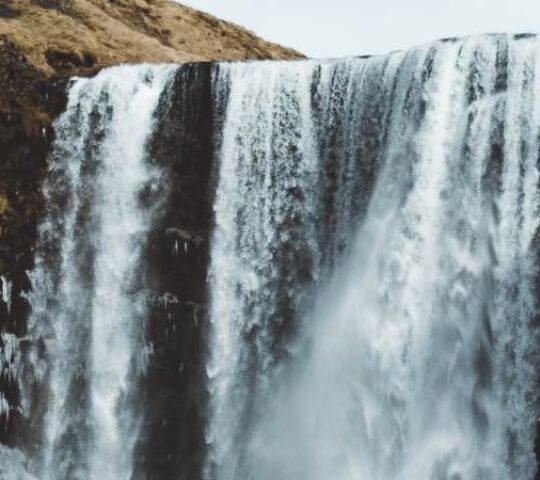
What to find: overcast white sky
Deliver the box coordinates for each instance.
[179,0,540,58]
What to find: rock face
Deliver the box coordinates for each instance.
[0,36,67,443]
[2,14,540,480]
[134,64,216,479]
[0,0,301,448]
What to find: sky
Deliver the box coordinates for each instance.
[179,0,540,58]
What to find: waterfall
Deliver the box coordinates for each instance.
[206,62,322,479]
[207,35,540,480]
[1,32,540,480]
[30,65,175,480]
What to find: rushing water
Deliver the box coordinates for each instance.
[206,35,540,480]
[30,65,175,480]
[1,34,539,480]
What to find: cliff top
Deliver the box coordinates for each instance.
[0,0,304,77]
[0,1,301,305]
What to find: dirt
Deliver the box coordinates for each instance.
[0,0,303,77]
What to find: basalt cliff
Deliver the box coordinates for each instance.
[0,1,301,476]
[2,3,540,480]
[0,0,302,293]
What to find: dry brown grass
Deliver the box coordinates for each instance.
[0,0,304,76]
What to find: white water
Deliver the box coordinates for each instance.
[0,445,37,480]
[206,61,321,478]
[31,65,175,480]
[0,33,538,480]
[207,35,540,480]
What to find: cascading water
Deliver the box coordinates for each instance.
[206,35,540,480]
[29,65,176,480]
[206,62,322,479]
[1,33,539,480]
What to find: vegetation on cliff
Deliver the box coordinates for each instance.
[0,0,302,77]
[0,0,302,285]
[0,0,302,443]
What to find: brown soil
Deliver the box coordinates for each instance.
[0,0,303,77]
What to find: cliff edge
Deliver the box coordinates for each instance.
[0,0,302,287]
[0,0,302,444]
[0,0,303,76]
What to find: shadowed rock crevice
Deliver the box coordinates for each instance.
[133,63,215,480]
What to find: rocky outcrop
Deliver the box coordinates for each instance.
[0,0,302,285]
[133,64,216,479]
[0,36,68,442]
[0,0,302,447]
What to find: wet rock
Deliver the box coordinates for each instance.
[0,0,302,465]
[165,227,204,246]
[133,64,215,480]
[0,301,8,331]
[10,271,31,294]
[9,296,31,337]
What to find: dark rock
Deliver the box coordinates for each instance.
[514,33,536,40]
[11,270,31,294]
[132,64,215,480]
[0,0,302,465]
[0,39,58,420]
[0,4,20,18]
[44,49,97,75]
[30,0,69,13]
[0,300,8,330]
[440,36,459,43]
[9,296,31,337]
